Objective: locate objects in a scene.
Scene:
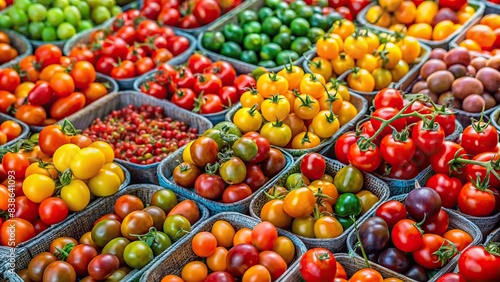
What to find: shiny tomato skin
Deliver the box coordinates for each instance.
[299,248,336,282]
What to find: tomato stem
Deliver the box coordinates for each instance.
[470,108,489,133]
[350,215,371,269]
[449,155,500,186]
[431,239,458,267]
[54,243,75,261]
[485,242,500,256]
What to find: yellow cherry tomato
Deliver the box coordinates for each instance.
[233,106,263,133]
[257,73,289,98]
[102,162,125,183]
[261,94,290,122]
[182,141,195,164]
[338,101,358,126]
[313,216,343,238]
[310,110,340,139]
[299,73,326,99]
[379,0,402,12]
[294,94,320,120]
[389,24,408,33]
[277,65,304,90]
[318,89,343,114]
[344,35,369,60]
[260,121,292,147]
[70,147,105,179]
[53,144,81,172]
[407,23,433,40]
[395,1,416,24]
[61,179,90,211]
[366,5,391,28]
[391,60,410,82]
[307,57,333,81]
[397,36,421,63]
[415,1,438,24]
[458,5,475,24]
[283,90,297,111]
[331,19,356,40]
[89,141,114,163]
[432,20,455,41]
[88,169,122,197]
[347,68,375,92]
[316,36,340,60]
[25,161,58,179]
[272,237,295,265]
[376,43,402,69]
[357,190,379,215]
[283,113,305,138]
[335,83,350,101]
[291,131,321,149]
[15,82,35,98]
[356,54,378,73]
[23,174,55,203]
[372,68,393,90]
[331,53,355,76]
[329,33,344,51]
[364,31,380,54]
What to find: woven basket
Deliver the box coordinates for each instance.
[0,29,31,69]
[453,208,500,238]
[0,248,31,282]
[63,24,197,90]
[139,212,308,282]
[346,194,483,282]
[356,1,485,50]
[280,253,410,281]
[484,0,500,15]
[225,93,368,158]
[63,91,213,184]
[197,0,313,74]
[484,227,500,245]
[0,112,29,148]
[157,146,293,215]
[27,72,119,133]
[249,155,390,252]
[490,105,500,133]
[133,65,233,124]
[7,184,209,282]
[303,42,431,104]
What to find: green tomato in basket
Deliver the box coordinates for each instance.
[150,231,172,256]
[243,34,262,52]
[202,129,226,150]
[260,33,270,46]
[91,5,111,25]
[27,3,47,22]
[232,137,258,162]
[260,42,281,61]
[326,12,342,27]
[37,0,55,6]
[258,7,273,22]
[64,6,81,26]
[41,25,57,41]
[220,41,242,60]
[111,5,122,16]
[265,0,280,9]
[237,10,258,25]
[14,0,31,11]
[222,23,244,45]
[0,15,12,29]
[295,5,313,19]
[336,215,354,230]
[102,237,130,266]
[163,214,191,242]
[213,121,242,137]
[57,22,76,39]
[123,241,154,269]
[14,24,30,36]
[86,0,102,8]
[309,13,328,31]
[289,0,306,11]
[220,157,247,184]
[77,19,93,31]
[28,21,45,40]
[91,219,122,247]
[275,50,299,66]
[201,31,225,52]
[276,1,289,11]
[333,165,364,194]
[240,50,258,65]
[7,8,29,27]
[285,172,309,190]
[290,37,312,56]
[272,32,291,50]
[276,9,296,26]
[334,193,362,218]
[291,216,315,238]
[100,0,116,9]
[76,1,90,19]
[243,21,261,35]
[307,27,325,44]
[290,18,310,37]
[46,7,65,27]
[261,16,281,37]
[150,189,178,214]
[53,0,70,9]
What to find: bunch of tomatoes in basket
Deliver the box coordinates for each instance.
[15,189,203,281]
[69,10,191,80]
[174,125,287,202]
[0,119,23,145]
[458,14,500,56]
[0,121,126,247]
[365,0,476,41]
[139,54,255,114]
[334,88,457,178]
[259,153,379,239]
[161,221,295,282]
[307,19,422,92]
[232,66,358,150]
[0,31,19,65]
[357,188,473,281]
[140,0,242,29]
[82,104,199,165]
[0,44,111,126]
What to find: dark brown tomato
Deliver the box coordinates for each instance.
[190,137,219,167]
[261,148,287,177]
[143,206,167,230]
[102,237,131,266]
[67,244,99,277]
[88,254,120,281]
[120,211,154,241]
[94,213,122,226]
[167,200,201,225]
[42,261,77,282]
[172,162,201,188]
[17,269,31,282]
[28,252,57,281]
[102,269,128,281]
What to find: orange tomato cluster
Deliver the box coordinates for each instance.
[0,31,18,65]
[366,0,476,41]
[0,119,22,145]
[0,44,111,126]
[459,14,500,56]
[162,221,295,282]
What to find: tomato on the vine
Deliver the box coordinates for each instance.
[299,248,336,282]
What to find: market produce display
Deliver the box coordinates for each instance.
[0,0,122,41]
[14,188,204,281]
[68,10,192,80]
[137,53,255,114]
[362,0,478,42]
[0,44,114,127]
[409,48,500,113]
[455,13,500,56]
[200,0,343,68]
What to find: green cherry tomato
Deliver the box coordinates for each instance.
[78,20,93,32]
[64,6,81,26]
[285,173,309,190]
[276,9,297,26]
[77,1,91,19]
[14,0,31,10]
[150,189,178,214]
[232,137,258,162]
[290,37,312,56]
[222,23,244,45]
[243,21,262,35]
[260,33,271,46]
[333,165,364,193]
[243,34,262,52]
[0,15,12,29]
[41,26,57,41]
[91,219,122,247]
[111,6,122,16]
[296,6,313,19]
[220,42,242,60]
[238,10,258,25]
[220,157,247,184]
[202,129,225,149]
[102,237,131,266]
[334,193,362,218]
[279,25,291,34]
[326,13,343,26]
[57,22,76,40]
[261,17,282,37]
[163,215,191,242]
[291,216,315,238]
[123,241,154,269]
[91,5,111,25]
[260,43,282,61]
[276,1,289,10]
[47,7,65,27]
[258,7,274,21]
[273,33,291,50]
[240,50,258,64]
[258,60,277,68]
[289,0,306,10]
[309,13,328,30]
[265,0,280,9]
[8,8,29,27]
[150,231,172,256]
[213,122,242,137]
[275,50,299,65]
[336,216,354,230]
[290,18,310,37]
[29,22,45,40]
[28,4,48,22]
[307,27,325,43]
[202,31,225,52]
[53,0,70,9]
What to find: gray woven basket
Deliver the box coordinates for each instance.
[0,248,30,282]
[346,194,483,282]
[27,72,119,133]
[0,112,29,148]
[356,0,486,50]
[280,253,410,281]
[133,65,233,124]
[490,105,500,133]
[484,227,500,245]
[157,146,293,215]
[0,29,32,70]
[249,155,390,252]
[139,212,308,282]
[63,24,197,90]
[454,207,500,238]
[63,91,213,184]
[5,184,209,282]
[197,0,310,74]
[225,93,368,158]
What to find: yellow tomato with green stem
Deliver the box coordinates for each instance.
[331,19,356,40]
[331,53,355,76]
[233,105,263,133]
[347,67,375,92]
[70,147,106,180]
[261,94,290,122]
[291,131,321,149]
[260,121,292,147]
[356,54,378,73]
[293,94,320,120]
[376,43,402,69]
[299,73,326,99]
[310,110,340,139]
[318,89,343,114]
[307,57,333,81]
[396,36,421,63]
[372,68,393,90]
[344,33,369,60]
[316,36,340,60]
[53,144,81,172]
[256,72,289,98]
[240,88,264,110]
[277,64,304,90]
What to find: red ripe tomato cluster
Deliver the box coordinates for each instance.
[359,188,473,281]
[69,10,190,80]
[139,53,255,114]
[174,131,287,203]
[335,88,457,178]
[140,0,242,29]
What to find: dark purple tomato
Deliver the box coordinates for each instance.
[405,187,442,222]
[359,217,390,254]
[226,243,259,276]
[405,265,429,282]
[377,248,410,273]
